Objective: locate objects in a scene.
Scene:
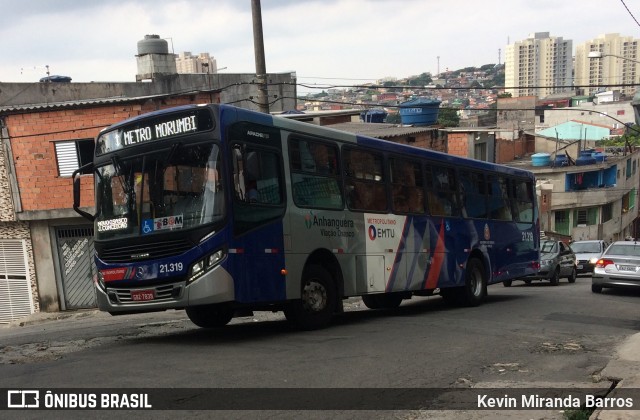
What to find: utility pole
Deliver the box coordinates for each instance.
[251,0,269,113]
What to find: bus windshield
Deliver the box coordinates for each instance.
[94,142,224,240]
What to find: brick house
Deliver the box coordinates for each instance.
[0,74,296,323]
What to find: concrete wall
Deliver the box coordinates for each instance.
[0,73,296,113]
[539,101,634,130]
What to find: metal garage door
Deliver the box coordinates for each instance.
[0,239,34,324]
[56,226,96,309]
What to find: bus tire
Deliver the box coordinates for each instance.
[284,264,336,330]
[186,304,234,328]
[361,293,403,309]
[461,258,486,306]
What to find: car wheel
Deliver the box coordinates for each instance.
[503,280,512,287]
[549,268,560,286]
[524,279,532,285]
[567,267,577,283]
[591,284,603,293]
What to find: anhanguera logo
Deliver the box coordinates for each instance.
[304,212,313,229]
[304,211,355,230]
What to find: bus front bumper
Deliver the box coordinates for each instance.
[95,265,235,313]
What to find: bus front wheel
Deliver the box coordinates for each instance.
[186,304,234,328]
[362,293,403,309]
[284,264,336,330]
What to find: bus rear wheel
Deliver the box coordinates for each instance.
[186,304,234,328]
[361,293,403,309]
[284,264,336,330]
[461,258,487,306]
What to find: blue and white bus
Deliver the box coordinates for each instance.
[73,103,539,330]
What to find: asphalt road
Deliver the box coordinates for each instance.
[1,276,638,419]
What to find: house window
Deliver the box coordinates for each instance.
[54,139,94,177]
[574,207,597,227]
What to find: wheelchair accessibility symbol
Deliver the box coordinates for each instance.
[142,220,153,234]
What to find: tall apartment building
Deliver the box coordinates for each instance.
[505,32,573,98]
[175,51,218,74]
[575,33,640,97]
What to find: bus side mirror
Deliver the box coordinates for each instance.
[72,165,96,222]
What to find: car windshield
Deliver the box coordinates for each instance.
[570,242,601,253]
[605,244,640,257]
[94,142,224,240]
[540,240,557,254]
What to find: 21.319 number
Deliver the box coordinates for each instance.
[160,262,183,273]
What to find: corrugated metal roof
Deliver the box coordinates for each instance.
[0,92,181,114]
[328,122,438,139]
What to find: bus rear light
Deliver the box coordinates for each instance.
[595,259,614,268]
[531,261,540,270]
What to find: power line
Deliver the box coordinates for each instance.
[620,0,640,28]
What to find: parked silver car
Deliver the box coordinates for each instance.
[570,240,608,275]
[504,239,576,286]
[592,240,640,293]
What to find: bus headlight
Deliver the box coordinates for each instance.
[96,271,105,289]
[188,249,225,283]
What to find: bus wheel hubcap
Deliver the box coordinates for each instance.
[302,281,327,312]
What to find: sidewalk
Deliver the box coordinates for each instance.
[591,332,640,420]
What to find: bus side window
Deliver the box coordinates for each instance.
[458,170,487,219]
[425,164,460,217]
[289,138,343,209]
[511,179,534,223]
[488,175,513,221]
[390,158,424,214]
[344,148,386,212]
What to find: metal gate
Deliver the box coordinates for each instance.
[0,239,34,324]
[55,226,96,309]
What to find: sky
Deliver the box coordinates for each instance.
[2,0,640,94]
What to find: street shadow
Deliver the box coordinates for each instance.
[134,291,529,346]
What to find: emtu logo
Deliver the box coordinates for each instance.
[368,225,377,240]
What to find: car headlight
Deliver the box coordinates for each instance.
[589,257,599,264]
[189,249,225,283]
[540,259,552,266]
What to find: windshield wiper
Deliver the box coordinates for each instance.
[111,155,133,197]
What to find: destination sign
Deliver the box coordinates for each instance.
[96,108,214,155]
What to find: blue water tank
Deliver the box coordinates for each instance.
[554,155,568,166]
[360,109,387,123]
[576,154,596,165]
[398,98,441,126]
[531,153,551,166]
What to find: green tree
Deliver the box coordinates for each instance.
[437,107,460,127]
[407,73,433,86]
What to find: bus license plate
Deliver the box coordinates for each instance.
[131,290,155,301]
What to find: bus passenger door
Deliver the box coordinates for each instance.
[229,142,287,303]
